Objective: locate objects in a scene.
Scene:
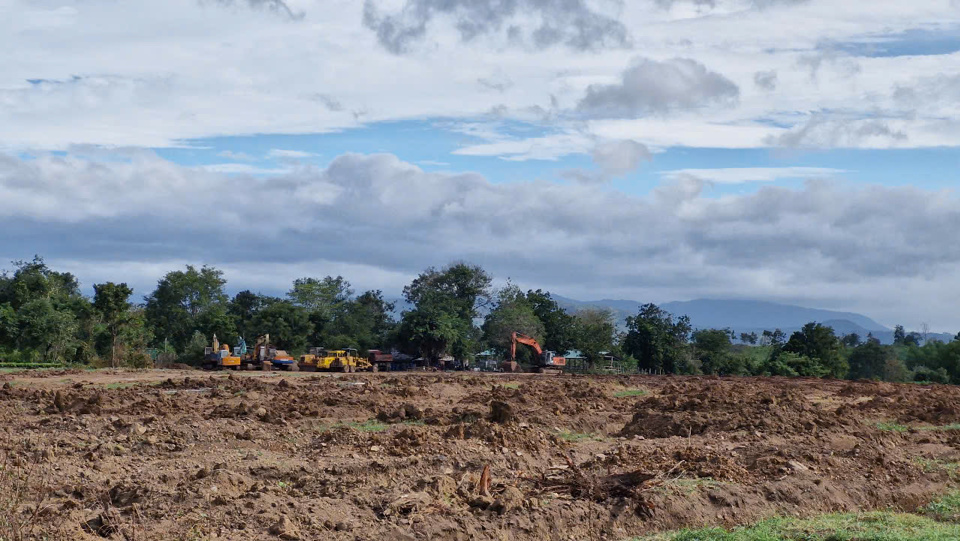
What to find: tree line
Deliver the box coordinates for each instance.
[1,257,958,384]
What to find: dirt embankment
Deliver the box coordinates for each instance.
[0,372,958,540]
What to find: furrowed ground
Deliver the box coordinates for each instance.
[1,370,959,540]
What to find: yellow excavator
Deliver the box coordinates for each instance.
[202,334,241,370]
[240,334,298,371]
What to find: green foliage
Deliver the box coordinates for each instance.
[525,289,577,355]
[905,340,960,384]
[144,265,231,351]
[247,299,312,354]
[482,284,545,362]
[398,262,491,361]
[782,322,847,378]
[614,389,648,397]
[923,491,960,523]
[287,276,352,320]
[640,509,960,540]
[623,304,692,374]
[693,328,743,375]
[574,308,617,367]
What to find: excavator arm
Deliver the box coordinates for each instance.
[510,332,543,361]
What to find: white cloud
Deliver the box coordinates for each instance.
[661,167,847,184]
[267,148,316,159]
[1,0,960,153]
[4,150,960,329]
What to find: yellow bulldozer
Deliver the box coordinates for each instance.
[299,347,374,372]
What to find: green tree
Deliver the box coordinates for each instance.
[398,263,492,362]
[739,332,758,345]
[693,328,741,375]
[144,265,232,351]
[15,298,78,362]
[893,325,907,345]
[248,299,313,354]
[782,322,847,378]
[93,282,134,367]
[847,341,890,380]
[622,304,691,374]
[288,276,353,319]
[482,284,545,361]
[841,333,862,348]
[229,290,265,340]
[326,290,396,351]
[574,308,616,369]
[525,289,577,355]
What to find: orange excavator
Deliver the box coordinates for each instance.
[502,332,566,374]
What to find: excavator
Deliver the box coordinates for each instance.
[202,334,242,370]
[239,334,298,371]
[502,332,566,374]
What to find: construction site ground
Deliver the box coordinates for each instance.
[1,368,959,540]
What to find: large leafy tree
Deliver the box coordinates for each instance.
[782,322,847,378]
[93,282,134,367]
[326,290,396,351]
[398,262,491,361]
[692,328,739,375]
[482,284,545,361]
[574,308,617,368]
[144,265,232,351]
[622,304,691,373]
[0,257,91,362]
[247,298,313,354]
[847,341,893,381]
[525,289,577,355]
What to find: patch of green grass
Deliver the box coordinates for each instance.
[636,509,960,540]
[614,389,648,398]
[923,491,960,523]
[915,458,960,478]
[876,421,910,432]
[917,424,960,432]
[103,382,135,389]
[500,382,521,389]
[343,420,389,432]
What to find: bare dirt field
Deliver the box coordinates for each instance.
[1,369,958,540]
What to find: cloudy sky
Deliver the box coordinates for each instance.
[3,0,960,330]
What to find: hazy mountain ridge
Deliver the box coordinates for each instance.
[551,296,954,345]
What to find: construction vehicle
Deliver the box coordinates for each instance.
[298,346,328,371]
[368,349,393,371]
[502,332,566,374]
[329,348,374,372]
[240,334,298,371]
[202,334,241,370]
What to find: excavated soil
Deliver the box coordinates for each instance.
[0,371,958,540]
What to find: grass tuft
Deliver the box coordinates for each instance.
[615,389,648,398]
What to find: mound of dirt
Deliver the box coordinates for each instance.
[620,381,841,438]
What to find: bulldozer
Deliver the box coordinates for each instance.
[202,334,242,370]
[329,348,374,372]
[502,332,566,374]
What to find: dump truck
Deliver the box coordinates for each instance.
[202,334,241,370]
[368,349,393,371]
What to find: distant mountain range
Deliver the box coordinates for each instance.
[552,296,953,345]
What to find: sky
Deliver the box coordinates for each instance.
[3,0,960,330]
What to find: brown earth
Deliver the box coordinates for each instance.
[0,370,958,540]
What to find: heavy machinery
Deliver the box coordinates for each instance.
[202,334,241,370]
[502,332,566,374]
[298,346,329,371]
[329,348,374,372]
[298,348,373,372]
[368,349,393,371]
[240,334,298,371]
